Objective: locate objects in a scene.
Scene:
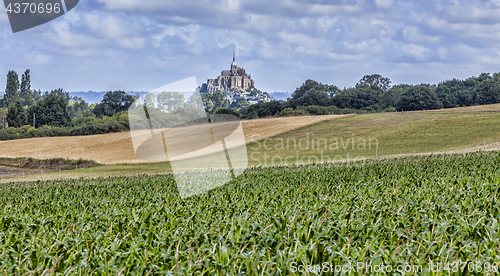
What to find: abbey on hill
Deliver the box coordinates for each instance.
[204,53,273,105]
[206,52,255,93]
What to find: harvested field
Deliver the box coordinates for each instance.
[0,115,347,164]
[401,102,500,113]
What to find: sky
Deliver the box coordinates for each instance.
[1,0,500,93]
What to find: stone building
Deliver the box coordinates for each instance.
[206,53,255,93]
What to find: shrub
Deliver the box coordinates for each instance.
[276,108,309,117]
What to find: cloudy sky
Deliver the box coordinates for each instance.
[0,0,499,93]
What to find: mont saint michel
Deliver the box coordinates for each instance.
[204,53,272,104]
[206,52,255,93]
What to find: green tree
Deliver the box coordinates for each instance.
[325,85,341,100]
[291,80,325,100]
[171,92,186,111]
[93,91,135,117]
[6,100,26,127]
[156,92,170,111]
[476,72,492,82]
[297,89,329,107]
[356,74,392,92]
[289,79,326,108]
[27,89,71,127]
[156,92,186,112]
[348,84,383,110]
[67,96,89,119]
[381,85,409,108]
[214,107,240,117]
[396,85,443,111]
[212,92,227,109]
[3,70,19,108]
[473,78,500,105]
[20,69,34,106]
[249,110,258,119]
[236,99,250,109]
[201,92,228,111]
[331,88,354,108]
[247,101,283,117]
[205,100,214,111]
[32,89,43,103]
[0,108,7,128]
[144,93,156,109]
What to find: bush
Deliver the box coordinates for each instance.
[214,107,240,117]
[396,85,443,111]
[276,108,309,117]
[72,115,97,127]
[0,120,130,141]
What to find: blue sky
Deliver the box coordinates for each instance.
[1,0,500,93]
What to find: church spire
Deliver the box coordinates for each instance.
[231,50,237,68]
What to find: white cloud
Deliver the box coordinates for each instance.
[403,26,441,44]
[400,43,431,61]
[152,24,201,47]
[443,1,500,24]
[344,17,397,40]
[45,20,103,48]
[83,12,143,39]
[3,0,500,93]
[31,52,51,66]
[189,41,207,55]
[115,37,146,49]
[374,0,394,9]
[277,31,311,46]
[213,29,257,53]
[0,7,9,23]
[326,52,363,62]
[436,47,447,60]
[256,40,276,59]
[241,14,277,33]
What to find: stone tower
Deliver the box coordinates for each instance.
[231,50,237,74]
[206,52,255,93]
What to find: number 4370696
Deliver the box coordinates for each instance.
[6,3,61,14]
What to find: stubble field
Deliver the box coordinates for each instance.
[0,115,347,165]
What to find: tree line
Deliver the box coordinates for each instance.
[2,70,499,139]
[0,70,135,140]
[241,73,500,118]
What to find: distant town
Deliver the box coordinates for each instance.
[199,52,276,105]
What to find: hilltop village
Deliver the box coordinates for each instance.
[203,53,274,105]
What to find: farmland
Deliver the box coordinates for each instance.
[1,103,498,170]
[2,105,500,182]
[1,152,500,274]
[244,109,500,166]
[0,115,345,165]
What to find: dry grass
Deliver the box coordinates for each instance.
[400,103,500,113]
[4,105,500,183]
[0,115,348,164]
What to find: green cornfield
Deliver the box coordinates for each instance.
[1,152,500,275]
